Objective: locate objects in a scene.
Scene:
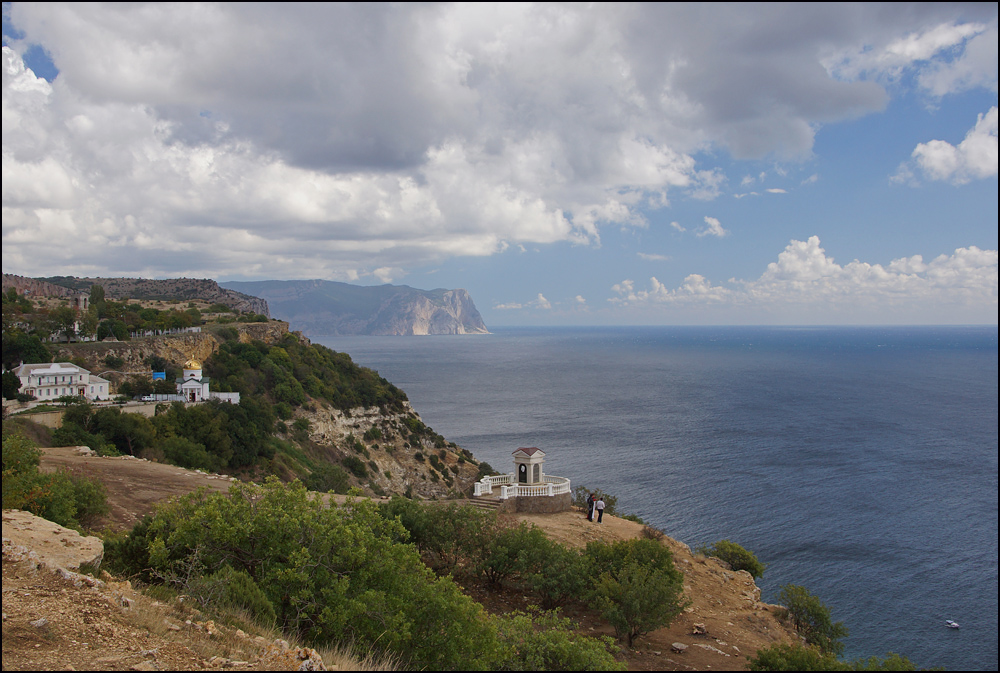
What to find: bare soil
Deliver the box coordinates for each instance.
[1,447,797,670]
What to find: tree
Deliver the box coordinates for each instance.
[2,369,21,400]
[585,538,688,646]
[778,585,849,656]
[2,331,52,368]
[698,539,767,578]
[49,305,78,341]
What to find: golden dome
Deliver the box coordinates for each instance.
[185,359,202,370]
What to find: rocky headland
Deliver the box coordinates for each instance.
[221,279,489,336]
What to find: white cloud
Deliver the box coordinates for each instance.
[697,216,728,238]
[823,20,996,94]
[494,292,553,311]
[638,252,671,261]
[575,295,587,305]
[612,236,998,322]
[670,221,686,233]
[910,107,998,183]
[766,188,788,194]
[532,294,552,310]
[2,5,996,280]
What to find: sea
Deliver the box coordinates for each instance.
[314,325,998,671]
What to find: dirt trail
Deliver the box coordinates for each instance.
[38,446,237,530]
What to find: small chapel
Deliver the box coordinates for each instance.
[472,446,572,513]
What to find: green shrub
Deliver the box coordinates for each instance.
[748,642,846,671]
[747,643,920,671]
[190,566,277,627]
[306,463,351,494]
[159,436,216,471]
[341,455,368,478]
[778,585,849,656]
[698,539,767,578]
[584,538,688,647]
[494,609,625,671]
[2,432,108,531]
[105,479,500,670]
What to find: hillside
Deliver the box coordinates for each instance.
[221,279,489,336]
[2,273,269,316]
[17,323,482,501]
[3,449,798,671]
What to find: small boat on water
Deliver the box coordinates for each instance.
[945,620,960,629]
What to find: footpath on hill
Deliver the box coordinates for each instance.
[1,446,797,671]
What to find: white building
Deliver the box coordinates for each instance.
[174,359,239,404]
[13,362,111,401]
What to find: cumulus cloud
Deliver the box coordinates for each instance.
[697,216,728,238]
[1,4,995,279]
[909,107,998,183]
[612,236,998,321]
[494,293,552,311]
[823,19,997,95]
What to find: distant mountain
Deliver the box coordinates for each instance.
[221,280,489,336]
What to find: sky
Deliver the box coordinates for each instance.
[2,3,997,326]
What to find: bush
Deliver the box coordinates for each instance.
[2,432,108,530]
[778,585,849,656]
[341,455,368,478]
[747,643,919,671]
[189,566,277,627]
[584,538,688,647]
[698,539,766,578]
[748,642,846,671]
[306,463,351,494]
[494,609,625,671]
[105,479,500,670]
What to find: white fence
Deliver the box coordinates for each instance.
[474,473,571,499]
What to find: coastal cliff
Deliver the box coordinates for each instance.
[221,279,489,336]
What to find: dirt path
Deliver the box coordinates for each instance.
[39,446,237,530]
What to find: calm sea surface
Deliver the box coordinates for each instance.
[315,326,998,671]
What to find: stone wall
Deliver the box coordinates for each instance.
[511,492,572,514]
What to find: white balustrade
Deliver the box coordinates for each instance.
[477,474,571,500]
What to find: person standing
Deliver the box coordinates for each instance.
[587,493,596,521]
[596,496,606,523]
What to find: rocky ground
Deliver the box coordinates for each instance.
[1,446,797,671]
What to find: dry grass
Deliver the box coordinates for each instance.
[316,642,401,671]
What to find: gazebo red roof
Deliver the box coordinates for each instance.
[513,447,543,456]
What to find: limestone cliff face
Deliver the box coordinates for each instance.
[300,402,480,499]
[53,322,291,378]
[221,279,489,336]
[370,289,488,335]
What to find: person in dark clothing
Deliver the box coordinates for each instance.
[587,493,596,521]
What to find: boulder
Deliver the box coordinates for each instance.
[2,510,104,572]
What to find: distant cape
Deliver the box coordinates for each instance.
[221,279,489,336]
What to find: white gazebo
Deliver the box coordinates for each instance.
[473,447,572,512]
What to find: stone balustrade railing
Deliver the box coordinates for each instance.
[474,474,571,499]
